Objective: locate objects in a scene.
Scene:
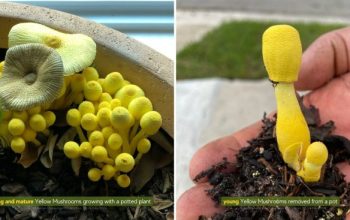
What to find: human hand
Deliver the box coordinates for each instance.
[177,27,350,220]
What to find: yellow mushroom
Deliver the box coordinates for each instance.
[27,106,41,115]
[262,25,310,170]
[101,164,116,180]
[101,126,115,140]
[115,153,135,173]
[110,107,134,153]
[63,141,80,159]
[29,114,47,132]
[110,98,121,110]
[78,101,95,116]
[107,133,123,151]
[11,137,26,153]
[130,111,162,155]
[96,107,111,127]
[9,22,96,75]
[66,74,86,106]
[82,67,99,82]
[84,81,102,102]
[66,108,86,142]
[8,118,25,136]
[88,168,102,182]
[42,111,56,127]
[128,97,153,139]
[99,93,113,103]
[115,84,145,107]
[80,142,92,158]
[22,127,41,146]
[81,113,98,131]
[135,138,151,164]
[297,142,328,182]
[98,101,111,110]
[91,146,112,163]
[116,174,131,188]
[102,72,124,95]
[88,130,104,146]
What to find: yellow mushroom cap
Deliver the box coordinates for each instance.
[29,114,46,132]
[8,118,25,136]
[128,97,153,120]
[78,101,95,116]
[101,164,116,180]
[99,93,112,103]
[88,130,105,146]
[97,107,111,127]
[73,93,84,105]
[11,137,26,153]
[80,141,92,158]
[305,142,328,165]
[115,153,135,173]
[9,22,96,75]
[115,84,145,107]
[140,111,162,135]
[98,101,111,110]
[101,126,115,140]
[116,174,131,188]
[102,72,124,95]
[42,111,56,127]
[88,168,102,182]
[84,81,102,101]
[110,107,134,130]
[137,138,151,154]
[66,108,81,127]
[81,113,98,131]
[70,74,86,93]
[82,67,99,82]
[22,128,37,142]
[63,141,80,159]
[12,111,28,122]
[110,98,121,110]
[91,146,108,162]
[108,133,123,150]
[27,106,41,115]
[262,25,302,83]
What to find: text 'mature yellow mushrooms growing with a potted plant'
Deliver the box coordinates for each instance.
[0,22,163,189]
[262,25,328,182]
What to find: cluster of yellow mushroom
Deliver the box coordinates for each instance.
[0,106,55,153]
[262,25,328,182]
[62,67,162,187]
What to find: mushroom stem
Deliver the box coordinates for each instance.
[275,83,310,161]
[76,126,87,142]
[129,121,139,140]
[130,130,146,155]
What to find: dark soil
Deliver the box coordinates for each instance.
[195,104,350,220]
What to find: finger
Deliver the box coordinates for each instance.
[336,162,350,182]
[176,183,223,220]
[189,121,263,182]
[296,27,350,91]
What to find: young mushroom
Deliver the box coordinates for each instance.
[0,44,64,110]
[115,84,145,107]
[263,25,310,168]
[9,22,96,75]
[297,142,328,182]
[110,107,134,153]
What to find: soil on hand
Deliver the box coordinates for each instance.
[196,103,350,220]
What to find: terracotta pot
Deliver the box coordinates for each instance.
[0,2,174,137]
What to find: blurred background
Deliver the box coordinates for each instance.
[176,0,350,201]
[13,0,174,59]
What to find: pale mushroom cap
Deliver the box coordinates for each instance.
[0,44,64,111]
[9,22,96,75]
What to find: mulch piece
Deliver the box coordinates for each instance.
[195,104,350,220]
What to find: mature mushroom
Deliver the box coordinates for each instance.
[9,22,96,75]
[0,44,64,110]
